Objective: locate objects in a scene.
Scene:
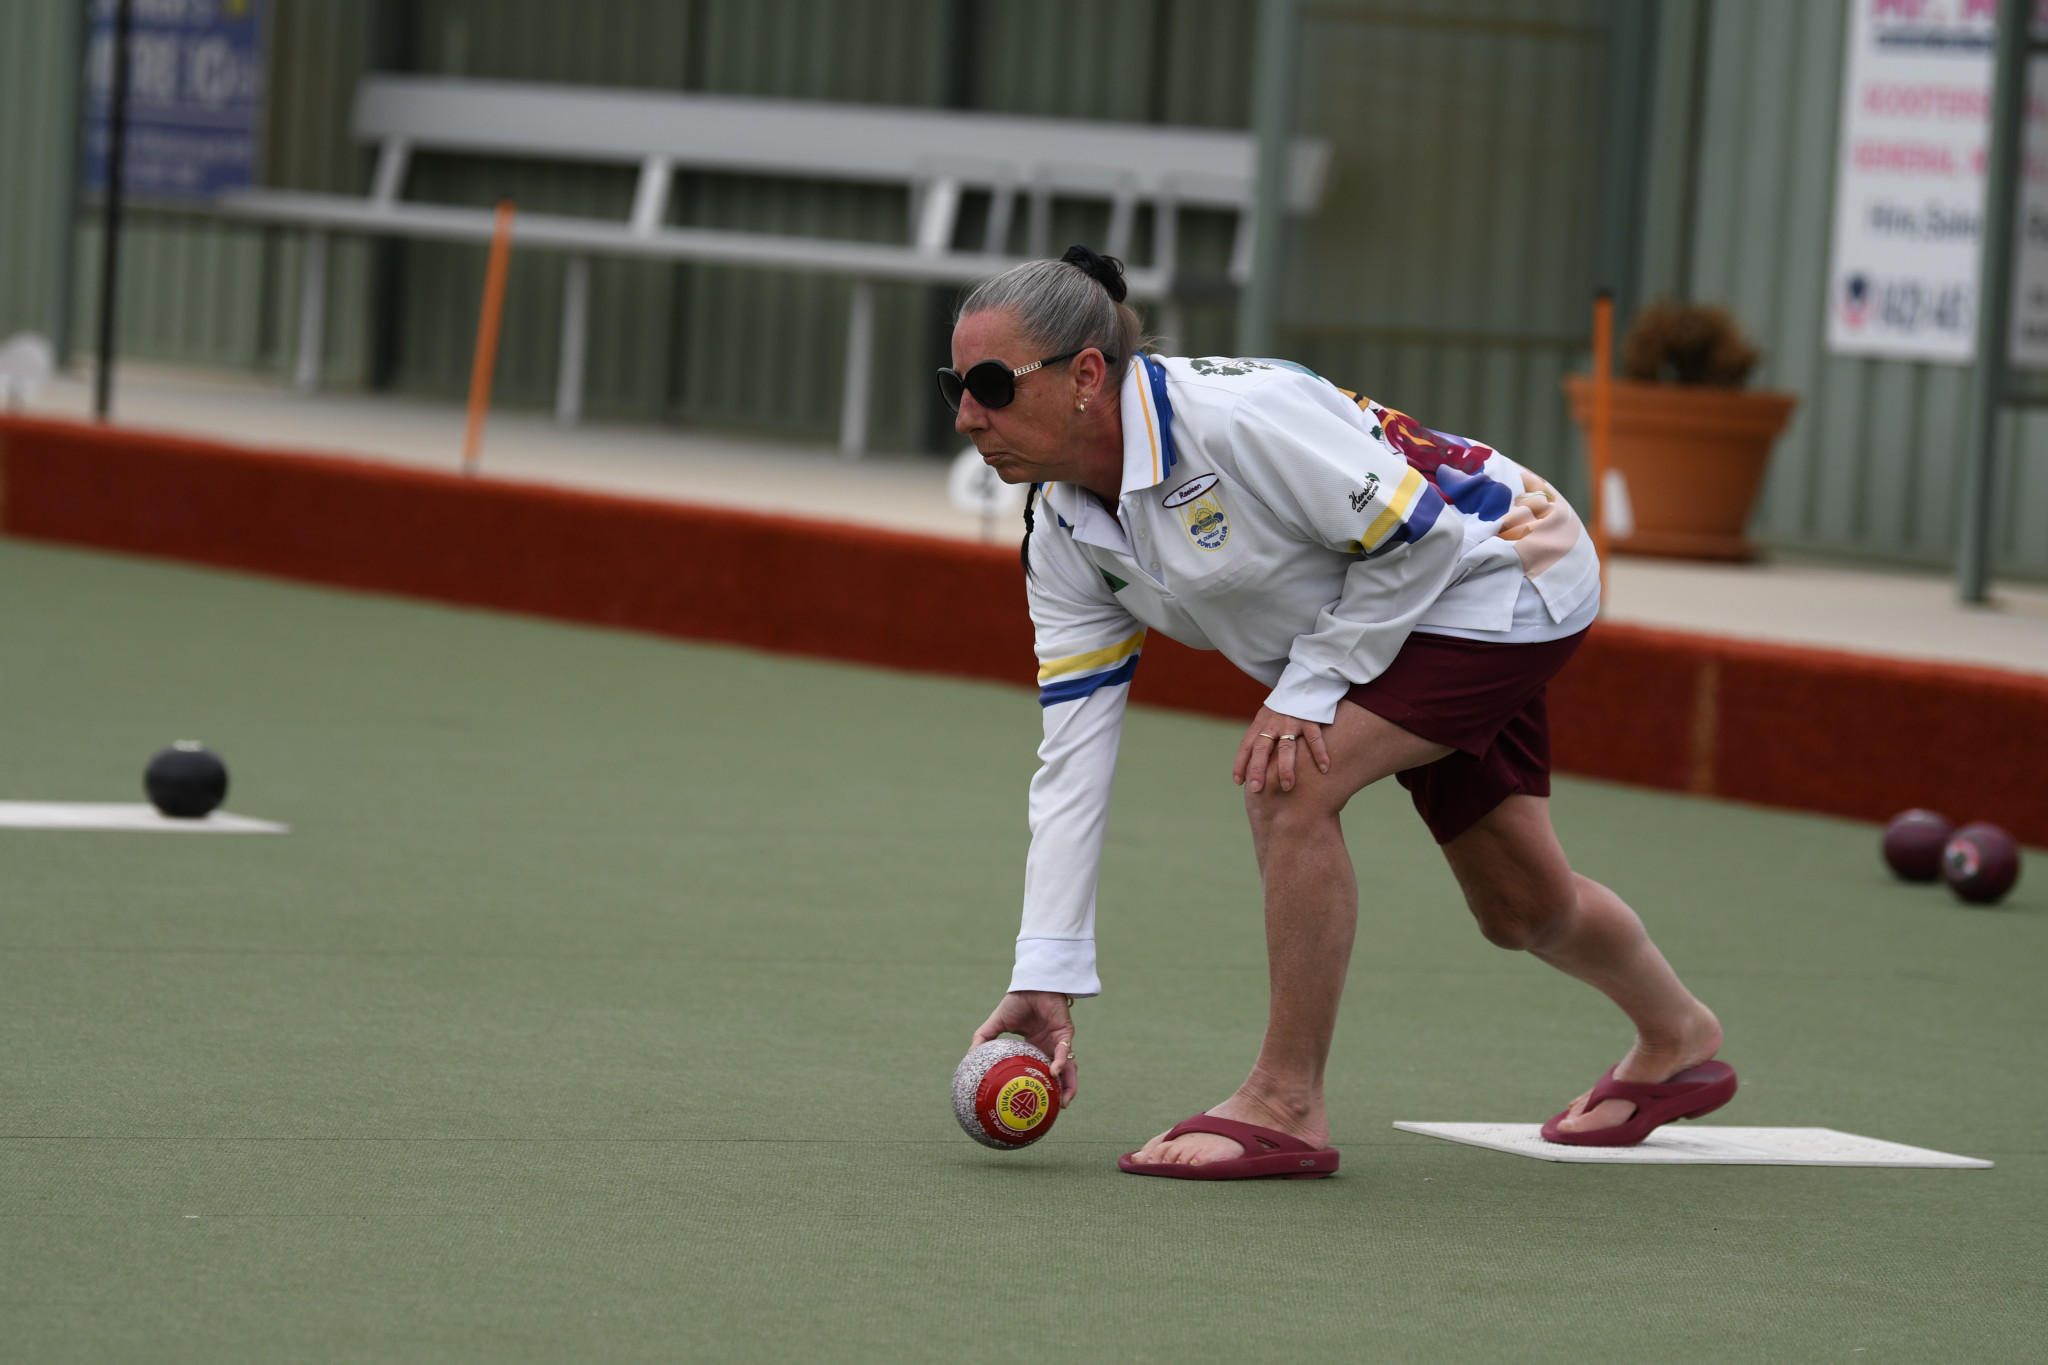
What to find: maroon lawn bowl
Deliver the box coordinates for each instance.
[1942,823,2021,905]
[1882,809,1955,882]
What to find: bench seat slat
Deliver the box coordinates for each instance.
[214,190,1173,297]
[352,75,1328,213]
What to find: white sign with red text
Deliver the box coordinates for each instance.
[1827,0,1997,363]
[1827,0,2048,368]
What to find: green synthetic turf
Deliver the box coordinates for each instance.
[1,535,2042,1364]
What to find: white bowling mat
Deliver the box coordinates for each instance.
[1393,1122,1991,1168]
[0,802,288,834]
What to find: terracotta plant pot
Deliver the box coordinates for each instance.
[1562,376,1797,561]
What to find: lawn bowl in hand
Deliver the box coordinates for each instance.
[1941,822,2020,905]
[953,1038,1060,1149]
[1882,809,1954,881]
[144,742,229,819]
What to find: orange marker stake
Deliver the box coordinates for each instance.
[463,199,516,476]
[1589,290,1614,612]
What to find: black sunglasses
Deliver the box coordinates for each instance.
[937,347,1111,412]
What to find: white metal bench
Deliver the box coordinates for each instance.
[215,75,1329,454]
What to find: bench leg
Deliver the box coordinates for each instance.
[294,230,327,394]
[839,278,874,458]
[1027,181,1052,259]
[1153,198,1184,353]
[1159,303,1185,355]
[556,254,589,426]
[984,183,1016,254]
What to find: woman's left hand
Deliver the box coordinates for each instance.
[1234,707,1330,794]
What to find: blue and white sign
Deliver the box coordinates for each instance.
[82,0,269,203]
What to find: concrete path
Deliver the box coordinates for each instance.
[20,362,2048,678]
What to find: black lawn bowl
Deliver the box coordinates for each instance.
[144,742,229,819]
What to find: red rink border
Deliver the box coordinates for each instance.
[5,415,2045,846]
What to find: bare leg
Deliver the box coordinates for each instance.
[1130,702,1449,1166]
[1130,715,1724,1165]
[1440,794,1722,1132]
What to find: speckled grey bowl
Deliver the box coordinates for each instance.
[952,1038,1053,1149]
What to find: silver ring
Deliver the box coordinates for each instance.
[1278,735,1298,744]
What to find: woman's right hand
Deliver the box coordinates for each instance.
[971,990,1078,1104]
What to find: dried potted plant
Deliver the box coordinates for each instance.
[1563,301,1797,560]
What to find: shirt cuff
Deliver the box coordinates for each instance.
[1264,664,1352,725]
[1009,936,1101,997]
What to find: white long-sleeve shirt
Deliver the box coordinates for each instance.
[1012,355,1600,997]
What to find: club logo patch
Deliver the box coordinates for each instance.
[1180,491,1230,551]
[1163,473,1229,550]
[994,1074,1051,1132]
[1348,473,1381,513]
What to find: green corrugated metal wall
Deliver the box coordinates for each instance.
[1283,1,1609,511]
[0,0,1623,480]
[0,0,80,346]
[44,2,2034,574]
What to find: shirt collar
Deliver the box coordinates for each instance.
[1117,354,1179,497]
[1042,480,1129,554]
[1043,356,1179,534]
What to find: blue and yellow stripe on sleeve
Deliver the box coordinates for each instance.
[1357,467,1446,559]
[1036,630,1145,707]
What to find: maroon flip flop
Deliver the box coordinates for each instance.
[1539,1061,1738,1147]
[1118,1113,1340,1180]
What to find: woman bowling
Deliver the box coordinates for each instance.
[956,246,1734,1179]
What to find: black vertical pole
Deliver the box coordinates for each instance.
[93,0,134,422]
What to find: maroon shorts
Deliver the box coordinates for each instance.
[1343,628,1589,845]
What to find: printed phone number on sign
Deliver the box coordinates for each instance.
[1840,273,1974,337]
